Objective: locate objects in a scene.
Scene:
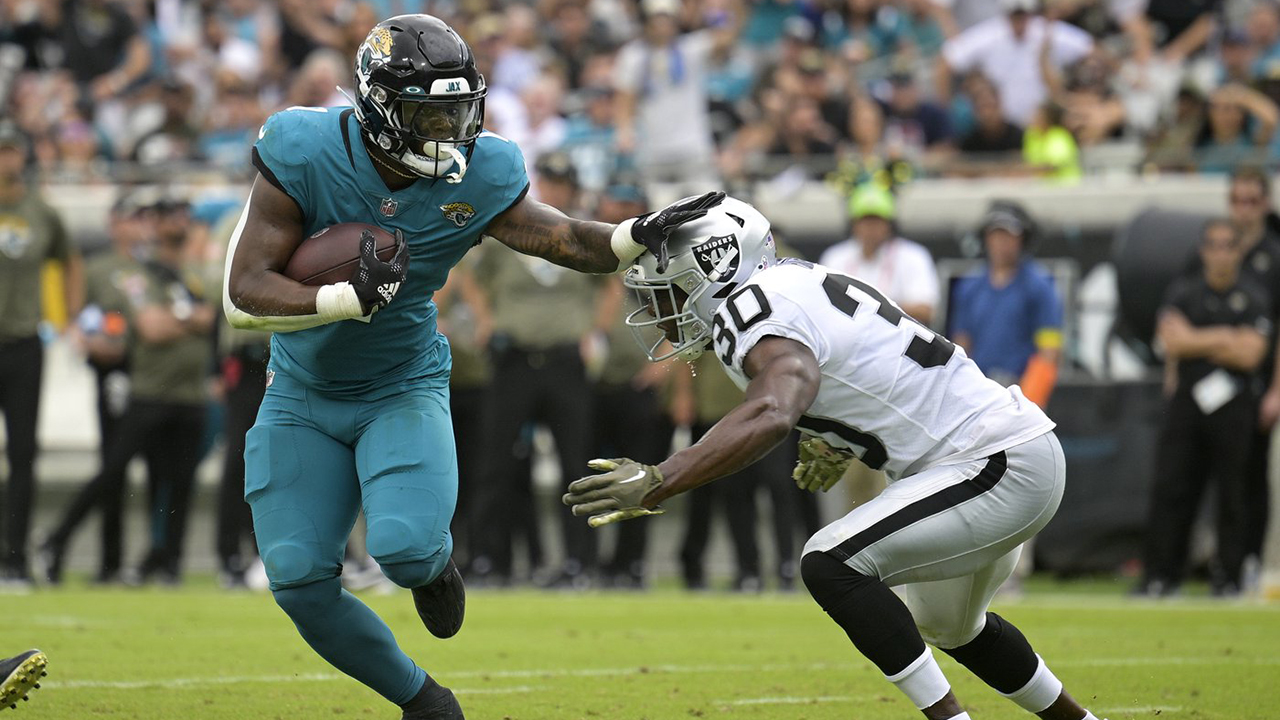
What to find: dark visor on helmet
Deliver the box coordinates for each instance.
[394,94,484,144]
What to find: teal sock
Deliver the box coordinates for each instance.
[273,577,427,704]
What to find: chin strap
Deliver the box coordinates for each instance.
[443,146,467,184]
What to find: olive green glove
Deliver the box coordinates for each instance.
[563,458,666,528]
[793,437,857,493]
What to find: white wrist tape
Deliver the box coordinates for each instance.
[315,282,365,322]
[610,218,644,272]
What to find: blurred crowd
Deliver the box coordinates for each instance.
[7,0,1280,191]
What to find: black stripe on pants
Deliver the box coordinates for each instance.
[827,451,1009,563]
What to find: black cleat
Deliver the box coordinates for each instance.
[0,649,47,710]
[412,558,465,639]
[401,684,464,719]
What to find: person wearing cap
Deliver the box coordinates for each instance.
[950,201,1062,409]
[37,194,153,585]
[613,0,719,188]
[938,0,1093,128]
[0,122,81,589]
[41,198,216,587]
[467,152,618,589]
[819,183,940,326]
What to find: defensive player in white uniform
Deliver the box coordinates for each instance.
[564,197,1105,720]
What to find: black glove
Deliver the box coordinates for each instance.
[631,191,726,272]
[352,228,410,314]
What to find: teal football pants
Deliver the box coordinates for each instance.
[245,371,457,705]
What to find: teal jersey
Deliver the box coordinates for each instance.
[252,106,529,398]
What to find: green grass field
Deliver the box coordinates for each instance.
[4,579,1277,719]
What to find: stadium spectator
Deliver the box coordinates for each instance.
[42,198,214,587]
[0,122,79,589]
[879,69,955,160]
[61,0,152,101]
[467,152,613,589]
[1023,101,1082,183]
[951,200,1063,407]
[547,0,612,91]
[131,79,201,166]
[490,5,545,94]
[1136,218,1270,598]
[560,84,620,194]
[1220,29,1257,86]
[613,0,718,187]
[957,75,1024,160]
[1142,0,1218,63]
[52,194,151,585]
[520,74,570,174]
[938,0,1094,128]
[1195,84,1279,175]
[819,183,939,325]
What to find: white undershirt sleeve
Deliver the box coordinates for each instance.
[222,195,362,333]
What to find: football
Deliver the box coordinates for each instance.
[283,222,398,286]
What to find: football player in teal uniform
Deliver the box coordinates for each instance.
[223,14,722,720]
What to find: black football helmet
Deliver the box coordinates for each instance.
[350,15,486,183]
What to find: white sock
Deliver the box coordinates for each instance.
[1082,712,1099,720]
[946,713,972,720]
[885,648,951,710]
[1000,654,1064,713]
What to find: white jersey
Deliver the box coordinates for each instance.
[712,260,1055,482]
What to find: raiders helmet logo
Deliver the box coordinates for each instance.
[692,234,740,278]
[440,202,476,228]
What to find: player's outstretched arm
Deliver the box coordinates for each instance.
[484,192,726,274]
[645,336,821,506]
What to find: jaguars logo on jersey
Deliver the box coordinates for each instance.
[440,202,476,228]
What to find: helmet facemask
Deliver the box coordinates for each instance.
[356,81,485,183]
[350,18,487,183]
[625,265,712,362]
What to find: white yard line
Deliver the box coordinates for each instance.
[47,674,541,695]
[717,695,861,706]
[1058,657,1280,667]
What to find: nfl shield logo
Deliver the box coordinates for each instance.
[380,198,398,217]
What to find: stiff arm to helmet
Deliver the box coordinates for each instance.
[623,196,777,361]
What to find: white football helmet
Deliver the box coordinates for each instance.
[624,196,776,361]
